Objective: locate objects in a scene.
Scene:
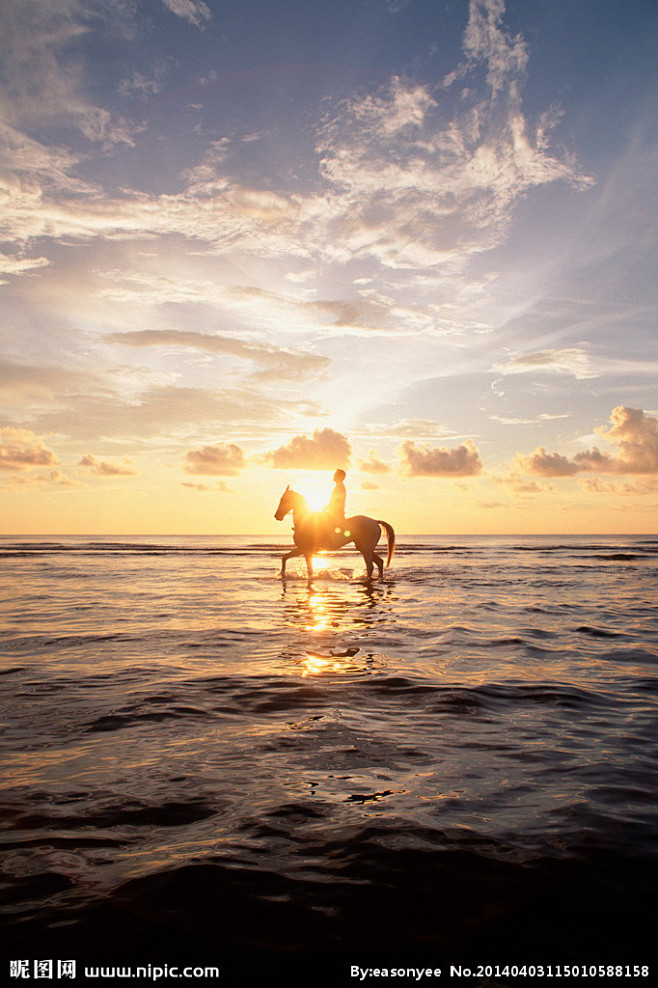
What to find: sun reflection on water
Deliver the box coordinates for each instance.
[301,653,342,677]
[305,591,331,632]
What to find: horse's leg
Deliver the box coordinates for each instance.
[361,548,374,580]
[304,552,314,579]
[373,552,384,579]
[281,547,302,577]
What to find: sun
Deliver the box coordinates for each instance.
[297,475,329,512]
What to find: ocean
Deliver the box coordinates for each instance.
[1,534,657,987]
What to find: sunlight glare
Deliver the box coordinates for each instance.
[297,475,329,512]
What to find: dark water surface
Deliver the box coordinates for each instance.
[1,535,657,985]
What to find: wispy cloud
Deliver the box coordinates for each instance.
[0,251,49,279]
[181,480,230,492]
[159,0,211,28]
[459,0,529,99]
[107,330,330,381]
[1,1,591,277]
[0,1,140,148]
[492,347,597,380]
[32,385,318,441]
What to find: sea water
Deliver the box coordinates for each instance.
[1,535,657,984]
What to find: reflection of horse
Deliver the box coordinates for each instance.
[274,486,395,579]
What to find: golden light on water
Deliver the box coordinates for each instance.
[305,590,330,631]
[301,654,342,677]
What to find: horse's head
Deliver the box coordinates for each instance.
[274,485,299,521]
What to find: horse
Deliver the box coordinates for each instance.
[274,486,395,580]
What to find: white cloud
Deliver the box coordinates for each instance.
[0,4,591,275]
[312,5,591,271]
[0,251,49,280]
[461,0,529,99]
[160,0,211,28]
[492,348,597,380]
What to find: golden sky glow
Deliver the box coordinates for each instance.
[1,1,656,534]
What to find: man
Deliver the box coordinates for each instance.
[321,469,347,546]
[327,469,346,521]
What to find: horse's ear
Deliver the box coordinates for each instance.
[285,484,290,492]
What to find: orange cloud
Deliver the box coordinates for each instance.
[0,428,58,471]
[79,454,136,476]
[181,481,229,492]
[401,438,483,477]
[516,406,658,479]
[264,428,351,470]
[597,405,658,474]
[515,447,579,477]
[184,443,245,476]
[359,450,390,474]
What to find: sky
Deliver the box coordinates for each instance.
[1,0,656,535]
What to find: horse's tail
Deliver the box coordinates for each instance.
[377,521,396,569]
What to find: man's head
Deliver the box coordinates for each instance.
[334,469,346,482]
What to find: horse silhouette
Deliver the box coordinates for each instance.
[274,486,395,579]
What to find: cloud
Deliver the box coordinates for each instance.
[184,443,246,476]
[313,4,591,271]
[359,450,390,474]
[181,480,229,492]
[30,383,319,441]
[118,71,165,100]
[7,468,79,488]
[579,477,658,496]
[1,0,591,273]
[0,428,58,471]
[79,454,136,476]
[362,420,456,440]
[0,3,140,148]
[597,405,658,474]
[0,251,49,279]
[107,330,329,381]
[0,359,103,417]
[460,0,529,99]
[502,477,554,495]
[264,428,351,470]
[160,0,211,28]
[515,406,658,479]
[401,438,483,477]
[514,447,579,478]
[491,412,572,425]
[492,348,597,380]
